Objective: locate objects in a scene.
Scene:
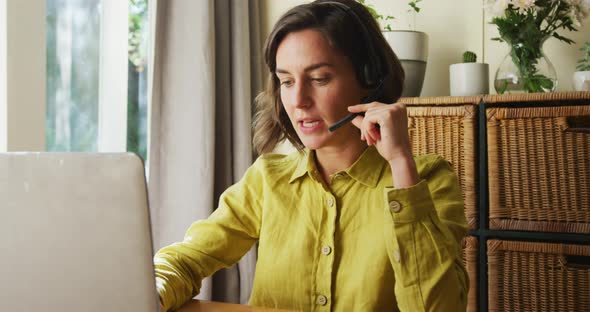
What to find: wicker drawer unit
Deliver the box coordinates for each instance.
[487,239,590,312]
[401,96,479,229]
[485,93,590,233]
[403,92,590,311]
[462,236,478,312]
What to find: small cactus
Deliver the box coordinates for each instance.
[463,51,477,63]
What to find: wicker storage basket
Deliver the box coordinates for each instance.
[401,96,479,229]
[462,236,478,312]
[487,239,590,312]
[485,93,590,233]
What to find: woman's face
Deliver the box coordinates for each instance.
[275,29,366,151]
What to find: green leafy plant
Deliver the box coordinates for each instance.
[358,0,424,31]
[406,0,422,30]
[408,0,422,13]
[129,0,148,72]
[128,0,149,161]
[463,51,477,63]
[576,42,590,71]
[358,0,395,31]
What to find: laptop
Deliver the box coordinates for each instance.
[0,153,159,312]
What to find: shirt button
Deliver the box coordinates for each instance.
[389,200,402,213]
[327,198,334,207]
[393,249,401,263]
[321,245,332,255]
[334,173,343,179]
[316,294,328,305]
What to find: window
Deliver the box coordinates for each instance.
[46,0,148,161]
[128,0,148,160]
[46,0,100,152]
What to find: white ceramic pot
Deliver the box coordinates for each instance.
[382,31,428,97]
[449,63,489,96]
[573,71,590,91]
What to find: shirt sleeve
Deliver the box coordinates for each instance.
[383,156,469,312]
[154,162,264,311]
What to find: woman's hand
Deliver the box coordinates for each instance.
[348,102,411,162]
[348,102,419,188]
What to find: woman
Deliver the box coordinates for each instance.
[155,0,468,311]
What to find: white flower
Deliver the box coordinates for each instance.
[568,0,590,27]
[485,0,510,17]
[511,0,536,13]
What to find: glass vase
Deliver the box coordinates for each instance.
[494,37,557,94]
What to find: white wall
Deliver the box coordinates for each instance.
[261,0,590,96]
[0,0,7,151]
[0,0,46,152]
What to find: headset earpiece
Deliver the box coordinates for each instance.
[363,63,377,87]
[320,1,385,89]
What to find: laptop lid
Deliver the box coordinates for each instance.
[0,153,158,312]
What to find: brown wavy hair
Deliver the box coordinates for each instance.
[252,0,404,155]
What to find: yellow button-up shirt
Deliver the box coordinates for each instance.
[155,146,469,311]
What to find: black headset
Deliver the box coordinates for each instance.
[319,1,389,131]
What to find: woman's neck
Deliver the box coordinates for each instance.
[314,140,367,185]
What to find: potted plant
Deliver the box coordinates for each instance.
[360,0,428,97]
[449,51,489,96]
[573,41,590,91]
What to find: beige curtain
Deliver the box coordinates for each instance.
[147,0,263,304]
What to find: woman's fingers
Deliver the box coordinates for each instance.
[347,102,382,113]
[351,114,364,129]
[364,115,381,146]
[351,115,368,142]
[370,125,381,141]
[350,108,382,145]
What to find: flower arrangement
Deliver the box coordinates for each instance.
[486,0,590,93]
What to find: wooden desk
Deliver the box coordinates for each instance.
[178,300,291,312]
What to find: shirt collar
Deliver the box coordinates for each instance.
[289,146,386,188]
[289,149,314,183]
[345,146,386,187]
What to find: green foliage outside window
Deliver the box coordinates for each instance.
[127,0,148,161]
